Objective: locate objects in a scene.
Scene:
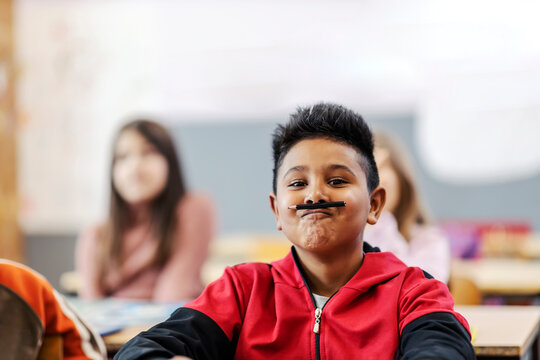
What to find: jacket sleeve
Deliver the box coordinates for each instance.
[399,312,476,359]
[114,308,233,360]
[115,266,247,360]
[397,268,475,359]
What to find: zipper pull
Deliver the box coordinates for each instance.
[313,307,322,334]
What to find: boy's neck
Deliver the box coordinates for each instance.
[295,242,364,297]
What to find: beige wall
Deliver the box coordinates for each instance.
[0,0,22,261]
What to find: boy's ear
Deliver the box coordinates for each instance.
[269,193,282,231]
[367,186,386,225]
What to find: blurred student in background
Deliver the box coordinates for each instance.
[364,132,450,283]
[76,119,216,302]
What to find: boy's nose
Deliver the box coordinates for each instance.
[304,184,330,204]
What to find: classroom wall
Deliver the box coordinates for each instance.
[173,115,540,234]
[0,0,22,262]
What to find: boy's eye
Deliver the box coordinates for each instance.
[288,180,306,187]
[328,178,348,186]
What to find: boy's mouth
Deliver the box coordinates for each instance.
[301,210,332,218]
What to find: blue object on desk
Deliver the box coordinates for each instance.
[67,297,186,336]
[98,326,123,337]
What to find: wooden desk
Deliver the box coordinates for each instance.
[66,298,185,357]
[452,259,540,295]
[520,238,540,259]
[104,306,540,359]
[456,305,540,359]
[104,325,150,355]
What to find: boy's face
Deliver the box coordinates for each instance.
[270,138,385,256]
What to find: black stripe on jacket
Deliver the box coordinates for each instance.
[114,307,233,360]
[399,312,476,359]
[115,307,475,360]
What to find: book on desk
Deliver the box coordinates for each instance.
[67,297,186,336]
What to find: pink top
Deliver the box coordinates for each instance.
[363,211,450,283]
[76,192,216,302]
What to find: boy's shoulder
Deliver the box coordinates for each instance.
[350,243,447,296]
[224,252,305,290]
[227,258,285,283]
[228,261,274,278]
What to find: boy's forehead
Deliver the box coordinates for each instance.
[278,138,368,174]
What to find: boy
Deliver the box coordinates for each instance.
[115,103,475,359]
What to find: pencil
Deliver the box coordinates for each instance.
[288,201,346,210]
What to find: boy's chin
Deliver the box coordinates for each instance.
[293,236,361,254]
[291,229,333,249]
[283,225,363,254]
[295,238,332,252]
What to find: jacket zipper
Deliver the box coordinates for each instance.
[290,246,336,360]
[290,246,366,360]
[313,307,322,334]
[311,293,338,360]
[313,306,322,360]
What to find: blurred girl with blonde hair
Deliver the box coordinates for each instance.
[364,132,450,282]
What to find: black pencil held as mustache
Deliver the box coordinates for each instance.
[288,201,346,210]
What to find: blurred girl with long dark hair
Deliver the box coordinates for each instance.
[76,119,215,301]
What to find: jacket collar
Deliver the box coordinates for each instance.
[271,242,407,294]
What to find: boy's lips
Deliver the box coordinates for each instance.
[301,210,332,218]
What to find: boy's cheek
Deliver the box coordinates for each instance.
[341,198,370,222]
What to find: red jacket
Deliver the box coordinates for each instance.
[116,243,475,359]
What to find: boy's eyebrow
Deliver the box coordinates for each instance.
[282,166,306,180]
[328,164,356,176]
[282,164,356,180]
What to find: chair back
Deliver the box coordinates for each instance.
[0,285,44,360]
[450,276,482,305]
